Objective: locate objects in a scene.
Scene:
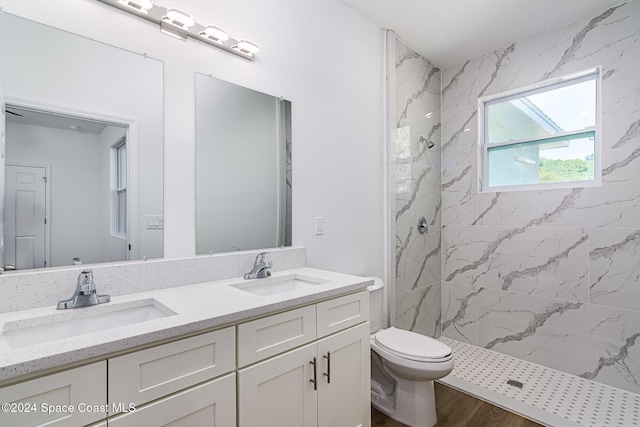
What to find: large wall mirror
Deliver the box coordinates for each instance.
[0,12,164,271]
[195,73,292,254]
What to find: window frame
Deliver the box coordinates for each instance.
[478,68,601,193]
[112,138,127,238]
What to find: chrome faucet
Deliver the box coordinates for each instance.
[244,252,272,279]
[57,270,111,310]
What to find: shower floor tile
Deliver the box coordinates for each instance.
[438,338,640,427]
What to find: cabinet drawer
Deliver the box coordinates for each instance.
[108,327,235,410]
[238,305,316,367]
[316,291,369,338]
[108,373,236,427]
[0,362,106,427]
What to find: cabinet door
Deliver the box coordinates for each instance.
[108,373,236,427]
[317,323,371,427]
[0,362,106,427]
[238,342,318,427]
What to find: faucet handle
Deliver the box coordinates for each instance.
[254,252,267,265]
[77,269,95,295]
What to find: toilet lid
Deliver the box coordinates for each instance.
[374,327,452,361]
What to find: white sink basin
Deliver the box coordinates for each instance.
[230,274,328,296]
[1,299,176,348]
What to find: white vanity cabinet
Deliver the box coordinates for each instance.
[0,362,107,427]
[237,291,370,427]
[0,286,370,427]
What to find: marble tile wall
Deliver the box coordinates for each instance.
[391,37,442,338]
[440,0,640,394]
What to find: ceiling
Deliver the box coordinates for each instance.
[5,106,109,135]
[338,0,628,68]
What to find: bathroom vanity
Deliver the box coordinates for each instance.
[0,268,372,427]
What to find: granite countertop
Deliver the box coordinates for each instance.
[0,268,371,383]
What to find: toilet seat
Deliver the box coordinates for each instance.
[374,327,452,362]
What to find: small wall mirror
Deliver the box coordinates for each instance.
[0,12,164,271]
[195,73,292,254]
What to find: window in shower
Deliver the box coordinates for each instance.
[478,68,600,192]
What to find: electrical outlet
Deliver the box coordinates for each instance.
[315,217,325,235]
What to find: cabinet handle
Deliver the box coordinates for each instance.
[310,357,317,390]
[323,351,331,384]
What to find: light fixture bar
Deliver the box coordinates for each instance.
[97,0,259,60]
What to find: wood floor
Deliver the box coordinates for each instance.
[371,382,543,427]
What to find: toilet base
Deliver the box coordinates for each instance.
[371,378,437,427]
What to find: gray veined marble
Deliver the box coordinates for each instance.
[541,5,626,80]
[396,227,441,294]
[477,44,515,99]
[441,58,477,113]
[601,61,640,191]
[475,188,590,228]
[391,37,442,339]
[395,41,441,111]
[443,225,589,302]
[396,283,441,338]
[441,107,478,226]
[590,228,640,312]
[476,1,640,98]
[477,289,640,394]
[441,282,479,345]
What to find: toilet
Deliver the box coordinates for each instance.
[368,278,454,427]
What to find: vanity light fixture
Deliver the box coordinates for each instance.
[97,0,259,60]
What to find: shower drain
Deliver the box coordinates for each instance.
[507,379,524,389]
[438,338,640,427]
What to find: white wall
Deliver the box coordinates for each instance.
[0,0,386,278]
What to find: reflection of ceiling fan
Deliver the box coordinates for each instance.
[6,109,23,117]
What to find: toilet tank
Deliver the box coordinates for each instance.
[367,277,386,333]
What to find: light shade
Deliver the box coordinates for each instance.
[200,25,230,43]
[233,39,260,55]
[163,7,195,28]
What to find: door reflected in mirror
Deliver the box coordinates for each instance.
[195,73,292,254]
[0,12,164,271]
